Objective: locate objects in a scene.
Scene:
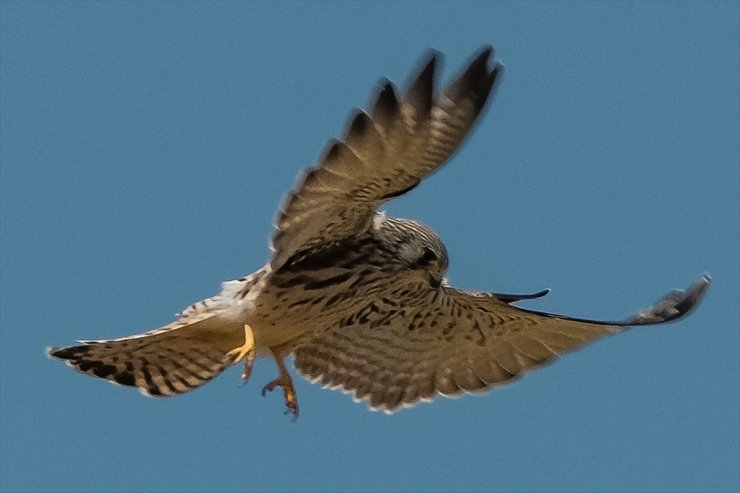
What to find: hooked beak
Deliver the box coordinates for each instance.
[429,274,442,288]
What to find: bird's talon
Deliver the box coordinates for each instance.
[261,380,277,396]
[285,401,299,420]
[261,374,299,418]
[240,355,255,384]
[226,323,256,384]
[226,323,255,361]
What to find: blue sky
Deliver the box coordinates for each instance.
[1,2,738,492]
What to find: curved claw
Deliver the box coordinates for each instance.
[261,378,299,418]
[261,380,278,397]
[261,352,300,419]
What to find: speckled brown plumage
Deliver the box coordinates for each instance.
[47,45,710,417]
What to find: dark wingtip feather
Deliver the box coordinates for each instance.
[495,288,551,304]
[466,45,498,90]
[407,49,442,87]
[317,138,344,165]
[344,109,372,142]
[46,344,90,360]
[470,44,494,68]
[626,273,711,325]
[405,49,439,98]
[443,44,503,119]
[513,274,710,327]
[675,273,711,314]
[370,78,401,126]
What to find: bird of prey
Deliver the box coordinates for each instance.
[47,45,710,418]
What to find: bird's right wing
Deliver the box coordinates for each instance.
[270,46,502,270]
[293,275,709,413]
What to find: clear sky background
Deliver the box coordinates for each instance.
[1,2,738,493]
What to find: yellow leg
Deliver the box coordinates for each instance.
[262,350,299,419]
[226,323,256,383]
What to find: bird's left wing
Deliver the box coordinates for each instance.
[293,275,709,413]
[270,46,502,270]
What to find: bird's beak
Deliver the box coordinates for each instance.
[429,275,442,288]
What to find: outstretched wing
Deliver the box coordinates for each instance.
[270,46,502,270]
[293,275,710,413]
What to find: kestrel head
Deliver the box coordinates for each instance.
[377,216,449,288]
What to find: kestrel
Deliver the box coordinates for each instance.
[48,45,710,417]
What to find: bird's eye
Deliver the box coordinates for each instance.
[419,247,439,265]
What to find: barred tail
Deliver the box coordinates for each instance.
[47,315,245,397]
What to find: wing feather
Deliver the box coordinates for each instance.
[293,275,709,413]
[271,46,502,270]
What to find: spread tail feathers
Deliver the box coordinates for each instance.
[47,314,245,397]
